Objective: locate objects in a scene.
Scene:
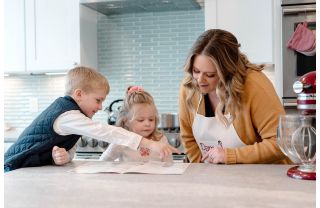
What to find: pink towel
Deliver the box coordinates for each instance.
[287,22,315,52]
[297,41,316,56]
[296,30,316,56]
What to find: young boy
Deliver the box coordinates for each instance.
[4,66,178,172]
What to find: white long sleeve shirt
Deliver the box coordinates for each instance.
[53,110,142,159]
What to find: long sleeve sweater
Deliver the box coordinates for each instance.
[179,69,291,164]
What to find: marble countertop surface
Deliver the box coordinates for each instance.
[4,161,316,208]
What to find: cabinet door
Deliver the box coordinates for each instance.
[25,0,80,72]
[4,0,26,73]
[205,0,273,64]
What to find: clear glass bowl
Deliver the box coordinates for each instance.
[277,115,316,180]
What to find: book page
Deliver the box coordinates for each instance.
[125,161,190,175]
[71,161,190,175]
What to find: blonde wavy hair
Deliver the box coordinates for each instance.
[116,86,163,141]
[65,66,110,95]
[182,29,264,125]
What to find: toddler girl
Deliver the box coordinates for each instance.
[100,86,173,162]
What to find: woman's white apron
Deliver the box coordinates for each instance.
[192,96,246,159]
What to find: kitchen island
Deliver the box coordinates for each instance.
[4,161,315,208]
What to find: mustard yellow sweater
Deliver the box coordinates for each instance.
[179,69,291,164]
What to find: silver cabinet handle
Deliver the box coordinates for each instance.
[283,7,316,15]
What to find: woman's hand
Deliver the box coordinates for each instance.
[52,146,71,165]
[201,147,226,164]
[139,138,180,160]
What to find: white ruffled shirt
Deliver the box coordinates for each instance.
[53,110,142,159]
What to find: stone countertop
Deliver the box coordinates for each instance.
[4,161,315,208]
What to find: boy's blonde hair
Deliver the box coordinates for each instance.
[65,66,110,95]
[116,86,163,141]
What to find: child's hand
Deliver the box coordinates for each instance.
[52,146,71,165]
[139,138,180,159]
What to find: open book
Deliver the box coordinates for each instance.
[71,161,190,175]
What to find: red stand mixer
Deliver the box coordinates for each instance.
[277,71,316,180]
[293,71,316,115]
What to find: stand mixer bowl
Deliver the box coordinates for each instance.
[277,115,316,180]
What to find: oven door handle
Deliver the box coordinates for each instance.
[283,7,316,15]
[283,102,297,107]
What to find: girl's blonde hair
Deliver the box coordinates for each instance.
[116,86,163,141]
[183,29,264,125]
[65,66,110,95]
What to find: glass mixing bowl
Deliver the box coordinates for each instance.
[277,114,316,180]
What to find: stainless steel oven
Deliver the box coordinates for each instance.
[281,0,316,108]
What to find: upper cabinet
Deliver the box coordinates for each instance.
[4,0,98,74]
[5,0,26,72]
[205,0,273,64]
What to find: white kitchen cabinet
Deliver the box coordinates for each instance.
[4,0,26,72]
[205,0,273,64]
[4,0,97,74]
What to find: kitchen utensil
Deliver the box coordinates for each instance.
[277,70,317,180]
[292,71,316,115]
[104,99,124,125]
[158,113,179,129]
[277,115,316,180]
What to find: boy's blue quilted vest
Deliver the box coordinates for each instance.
[4,96,83,172]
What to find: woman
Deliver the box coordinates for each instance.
[179,29,291,164]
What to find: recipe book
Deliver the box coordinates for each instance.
[71,161,190,175]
